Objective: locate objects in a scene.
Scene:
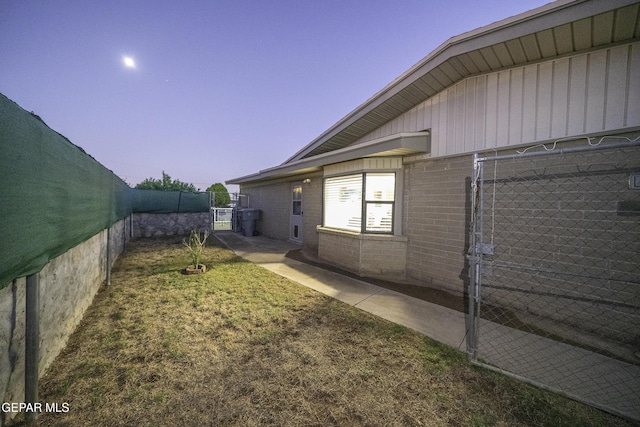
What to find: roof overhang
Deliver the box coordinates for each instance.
[227,0,640,186]
[227,132,430,185]
[284,0,640,161]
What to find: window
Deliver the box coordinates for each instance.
[324,172,395,233]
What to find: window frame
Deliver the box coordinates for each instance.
[323,172,396,235]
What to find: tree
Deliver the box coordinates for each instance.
[206,183,231,207]
[135,171,196,192]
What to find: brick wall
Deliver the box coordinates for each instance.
[403,155,472,296]
[317,227,407,279]
[317,228,360,274]
[240,173,323,252]
[301,177,322,254]
[476,145,640,346]
[240,181,291,241]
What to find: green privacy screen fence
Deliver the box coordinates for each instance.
[130,189,210,213]
[0,93,210,290]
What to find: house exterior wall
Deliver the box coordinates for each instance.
[240,181,291,240]
[358,42,640,158]
[317,228,407,279]
[301,176,323,254]
[402,155,472,295]
[237,42,639,294]
[474,144,640,345]
[239,172,323,250]
[330,41,640,294]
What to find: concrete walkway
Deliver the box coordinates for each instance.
[213,231,468,351]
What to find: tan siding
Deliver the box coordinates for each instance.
[485,73,499,148]
[474,75,487,151]
[509,68,524,144]
[627,43,640,126]
[551,58,570,136]
[496,70,511,146]
[567,54,588,135]
[605,45,628,129]
[585,50,607,133]
[463,78,476,152]
[355,42,639,157]
[536,61,553,140]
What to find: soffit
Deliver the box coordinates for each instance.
[288,0,640,161]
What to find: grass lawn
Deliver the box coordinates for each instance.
[20,236,631,426]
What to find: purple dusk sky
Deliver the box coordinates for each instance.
[1,0,551,192]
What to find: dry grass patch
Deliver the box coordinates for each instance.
[16,236,631,426]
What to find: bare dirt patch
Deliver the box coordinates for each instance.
[14,236,631,426]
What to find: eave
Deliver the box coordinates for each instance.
[226,132,430,185]
[284,0,640,161]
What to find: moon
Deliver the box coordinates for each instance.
[122,56,136,69]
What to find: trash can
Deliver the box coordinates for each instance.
[239,208,261,237]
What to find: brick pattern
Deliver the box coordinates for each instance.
[477,146,640,346]
[317,227,407,280]
[241,181,293,241]
[403,155,472,295]
[240,173,323,249]
[317,229,361,273]
[301,176,322,252]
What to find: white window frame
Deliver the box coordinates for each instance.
[323,172,396,234]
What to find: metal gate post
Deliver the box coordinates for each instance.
[467,153,484,361]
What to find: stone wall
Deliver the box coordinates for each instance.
[132,212,211,238]
[1,218,128,422]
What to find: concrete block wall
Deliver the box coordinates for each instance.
[1,218,128,422]
[403,155,472,296]
[317,228,361,273]
[132,212,210,238]
[359,235,408,278]
[301,175,322,254]
[477,145,640,348]
[240,181,290,241]
[317,227,408,280]
[239,172,323,252]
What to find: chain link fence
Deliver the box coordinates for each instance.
[468,138,640,421]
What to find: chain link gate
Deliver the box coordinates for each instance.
[468,138,640,421]
[210,192,248,232]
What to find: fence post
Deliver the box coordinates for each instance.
[467,153,483,361]
[106,227,111,286]
[25,273,39,422]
